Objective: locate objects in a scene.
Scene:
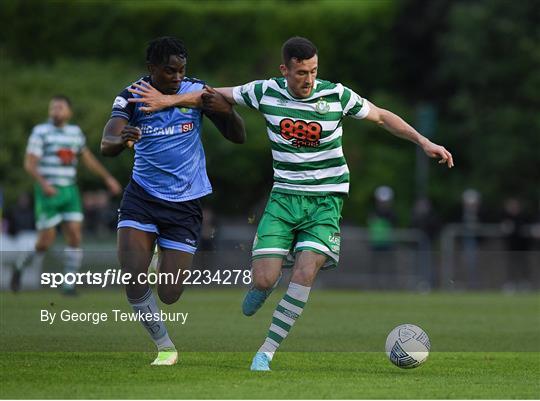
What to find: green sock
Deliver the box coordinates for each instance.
[258,282,311,358]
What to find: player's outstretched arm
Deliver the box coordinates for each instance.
[365,101,454,168]
[80,148,122,195]
[202,87,246,144]
[212,87,236,105]
[127,81,203,112]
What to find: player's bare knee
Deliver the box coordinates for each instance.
[158,285,182,305]
[159,294,180,305]
[253,278,274,291]
[35,243,50,253]
[36,237,54,252]
[252,271,277,290]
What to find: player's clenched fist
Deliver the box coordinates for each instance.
[121,126,141,148]
[202,86,232,114]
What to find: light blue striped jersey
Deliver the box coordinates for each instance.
[111,76,211,202]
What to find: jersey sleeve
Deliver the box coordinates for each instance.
[232,80,267,110]
[77,127,87,153]
[26,126,44,157]
[341,86,370,120]
[110,87,135,121]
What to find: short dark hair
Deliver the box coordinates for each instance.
[51,95,72,108]
[281,36,318,66]
[146,36,188,65]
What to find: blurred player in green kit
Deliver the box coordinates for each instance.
[11,95,122,295]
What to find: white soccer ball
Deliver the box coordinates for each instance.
[385,324,431,369]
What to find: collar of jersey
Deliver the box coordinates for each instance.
[282,78,319,102]
[46,120,68,130]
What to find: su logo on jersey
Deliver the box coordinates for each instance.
[181,122,194,133]
[279,118,322,148]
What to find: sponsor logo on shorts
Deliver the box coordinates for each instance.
[329,232,341,253]
[185,238,196,245]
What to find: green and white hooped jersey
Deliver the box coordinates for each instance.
[232,77,370,195]
[26,122,86,186]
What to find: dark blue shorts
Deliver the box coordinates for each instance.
[117,179,203,254]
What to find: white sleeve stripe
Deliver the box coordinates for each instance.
[343,91,359,115]
[351,101,371,120]
[248,86,259,109]
[337,83,344,98]
[232,86,246,106]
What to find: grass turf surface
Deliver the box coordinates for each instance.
[1,289,539,398]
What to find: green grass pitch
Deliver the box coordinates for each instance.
[1,289,539,399]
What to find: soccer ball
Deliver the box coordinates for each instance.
[385,324,431,369]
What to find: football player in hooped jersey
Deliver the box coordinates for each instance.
[11,95,122,295]
[128,36,453,371]
[100,37,245,366]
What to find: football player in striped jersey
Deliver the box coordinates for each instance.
[11,95,122,295]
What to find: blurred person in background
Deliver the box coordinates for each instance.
[4,192,35,237]
[10,95,122,295]
[462,188,481,288]
[368,186,397,288]
[411,196,441,287]
[500,197,532,291]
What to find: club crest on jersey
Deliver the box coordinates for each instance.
[315,98,330,114]
[277,98,288,106]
